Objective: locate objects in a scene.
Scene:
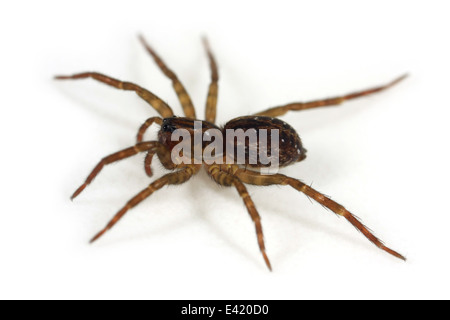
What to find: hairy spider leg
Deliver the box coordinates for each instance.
[71,141,167,200]
[55,72,174,118]
[90,165,201,243]
[254,74,408,117]
[144,152,155,177]
[139,35,196,119]
[235,169,406,261]
[208,165,272,271]
[136,116,163,143]
[135,117,179,177]
[203,37,219,123]
[142,142,177,178]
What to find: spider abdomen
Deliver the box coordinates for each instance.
[223,116,307,168]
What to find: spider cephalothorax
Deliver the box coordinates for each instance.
[56,35,406,270]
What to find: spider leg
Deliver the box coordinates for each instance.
[253,74,408,117]
[54,72,174,118]
[90,165,200,243]
[144,152,155,177]
[207,165,272,271]
[141,143,176,178]
[135,117,175,176]
[71,141,163,200]
[139,35,196,119]
[203,37,219,123]
[136,116,163,143]
[235,169,406,261]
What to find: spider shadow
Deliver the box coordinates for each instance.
[53,78,148,134]
[248,186,379,265]
[78,160,201,246]
[183,168,373,271]
[182,170,270,270]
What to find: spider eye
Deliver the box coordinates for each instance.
[162,123,176,133]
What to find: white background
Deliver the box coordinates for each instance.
[1,0,449,299]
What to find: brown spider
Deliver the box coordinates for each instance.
[56,35,407,270]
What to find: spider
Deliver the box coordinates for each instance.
[56,35,407,270]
